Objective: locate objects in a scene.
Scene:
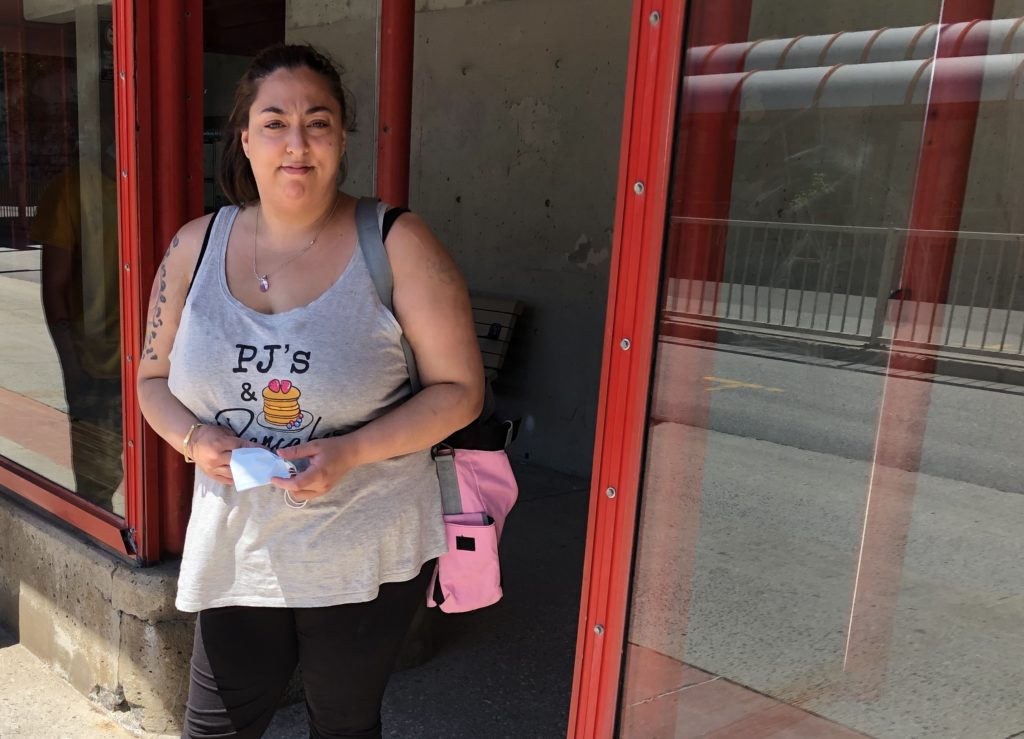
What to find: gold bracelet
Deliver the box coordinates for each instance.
[182,422,204,463]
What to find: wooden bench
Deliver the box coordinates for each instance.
[470,294,523,425]
[471,293,524,383]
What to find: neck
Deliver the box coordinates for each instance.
[254,190,341,247]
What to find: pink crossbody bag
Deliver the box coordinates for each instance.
[356,198,519,613]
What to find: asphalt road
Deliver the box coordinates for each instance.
[655,337,1024,496]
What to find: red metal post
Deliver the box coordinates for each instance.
[114,0,144,559]
[567,1,688,736]
[124,0,205,561]
[667,1,751,311]
[843,0,994,694]
[614,5,751,734]
[377,0,415,207]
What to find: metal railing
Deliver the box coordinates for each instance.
[665,217,1024,359]
[0,205,37,219]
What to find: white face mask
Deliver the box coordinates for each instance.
[229,447,298,491]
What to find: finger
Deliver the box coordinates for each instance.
[270,475,301,492]
[277,442,319,461]
[271,465,324,491]
[279,461,320,487]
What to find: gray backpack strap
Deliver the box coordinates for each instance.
[355,196,421,393]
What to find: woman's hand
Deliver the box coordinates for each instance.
[273,437,362,502]
[190,425,255,486]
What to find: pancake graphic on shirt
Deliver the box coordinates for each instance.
[256,379,313,431]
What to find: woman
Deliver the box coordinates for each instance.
[137,44,483,738]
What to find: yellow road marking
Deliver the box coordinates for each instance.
[704,376,784,393]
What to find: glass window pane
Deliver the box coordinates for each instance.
[2,2,124,515]
[621,3,1024,737]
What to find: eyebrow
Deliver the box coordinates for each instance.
[258,105,334,115]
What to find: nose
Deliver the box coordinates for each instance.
[286,126,309,155]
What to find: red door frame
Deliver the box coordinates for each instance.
[127,0,206,561]
[113,0,204,563]
[568,1,688,736]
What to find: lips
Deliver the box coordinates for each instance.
[281,165,312,175]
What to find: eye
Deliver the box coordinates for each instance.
[264,120,285,129]
[308,120,330,128]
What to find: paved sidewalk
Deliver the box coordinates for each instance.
[0,625,137,738]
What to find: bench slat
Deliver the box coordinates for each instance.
[470,294,522,381]
[481,350,505,370]
[475,322,512,342]
[472,307,519,328]
[477,337,506,355]
[470,295,524,315]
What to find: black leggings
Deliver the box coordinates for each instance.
[183,561,434,739]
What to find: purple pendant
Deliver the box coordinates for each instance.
[258,276,270,292]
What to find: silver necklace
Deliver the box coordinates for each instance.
[252,194,340,292]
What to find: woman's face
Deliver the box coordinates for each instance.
[241,66,346,207]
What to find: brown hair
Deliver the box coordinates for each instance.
[218,44,356,206]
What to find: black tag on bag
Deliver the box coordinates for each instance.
[455,536,476,551]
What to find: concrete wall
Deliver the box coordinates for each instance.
[0,496,190,735]
[408,0,630,473]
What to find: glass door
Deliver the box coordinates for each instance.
[618,2,1024,737]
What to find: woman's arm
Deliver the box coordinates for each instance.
[136,214,249,485]
[276,213,485,500]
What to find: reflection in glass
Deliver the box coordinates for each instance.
[1,3,123,514]
[621,3,1024,738]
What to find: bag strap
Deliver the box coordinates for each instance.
[355,196,421,393]
[433,449,463,515]
[356,197,468,518]
[185,208,222,301]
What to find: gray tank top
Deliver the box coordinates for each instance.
[168,203,446,612]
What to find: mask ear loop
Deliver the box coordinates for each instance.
[283,489,308,509]
[280,459,307,508]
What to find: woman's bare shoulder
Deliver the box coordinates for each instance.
[160,210,222,284]
[383,211,450,267]
[174,211,220,254]
[385,211,468,296]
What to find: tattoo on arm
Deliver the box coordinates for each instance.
[142,235,179,361]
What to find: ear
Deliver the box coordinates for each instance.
[240,128,250,158]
